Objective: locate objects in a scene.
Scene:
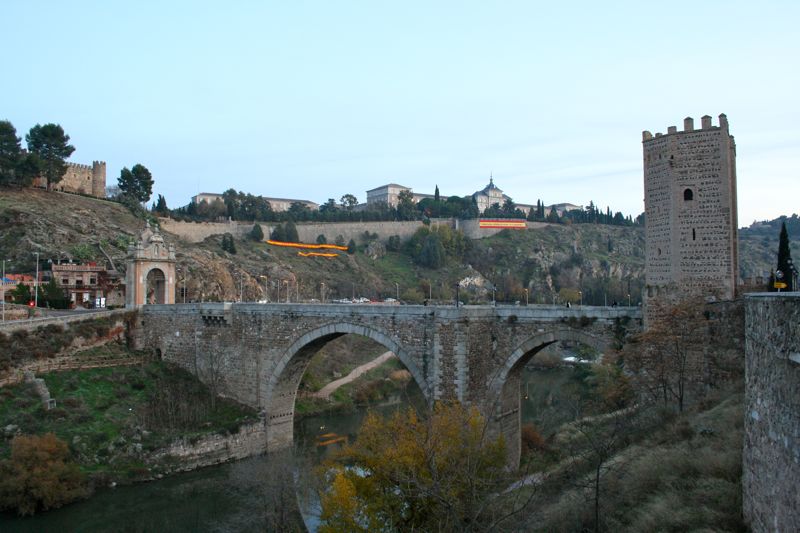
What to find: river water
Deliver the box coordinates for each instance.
[0,367,578,532]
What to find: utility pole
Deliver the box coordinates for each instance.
[395,282,399,301]
[2,259,7,322]
[33,252,39,311]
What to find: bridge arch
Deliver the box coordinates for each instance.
[485,327,612,468]
[262,321,431,451]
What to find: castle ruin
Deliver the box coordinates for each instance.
[642,114,738,324]
[33,160,106,198]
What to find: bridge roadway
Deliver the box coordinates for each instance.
[135,302,641,467]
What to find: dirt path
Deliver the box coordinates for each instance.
[313,351,395,399]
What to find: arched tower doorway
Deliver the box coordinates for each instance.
[126,222,176,307]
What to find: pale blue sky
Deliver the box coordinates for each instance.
[3,1,798,224]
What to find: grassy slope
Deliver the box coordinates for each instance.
[514,386,745,532]
[0,353,257,482]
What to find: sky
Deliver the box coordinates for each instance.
[3,1,798,226]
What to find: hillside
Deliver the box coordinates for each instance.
[0,188,794,303]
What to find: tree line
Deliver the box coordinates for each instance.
[167,186,641,228]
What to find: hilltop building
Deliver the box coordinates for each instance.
[472,177,510,212]
[191,192,318,212]
[32,160,106,198]
[642,114,738,324]
[365,184,433,207]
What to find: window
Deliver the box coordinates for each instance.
[75,280,83,287]
[683,188,693,201]
[90,278,97,285]
[62,279,69,285]
[692,229,696,241]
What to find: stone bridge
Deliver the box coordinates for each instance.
[134,303,641,466]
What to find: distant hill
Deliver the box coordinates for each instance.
[0,187,793,302]
[738,214,800,280]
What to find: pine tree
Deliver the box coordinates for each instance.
[25,123,75,188]
[250,223,264,241]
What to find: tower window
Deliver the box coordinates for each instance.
[683,188,693,201]
[692,229,696,241]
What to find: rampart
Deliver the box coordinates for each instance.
[743,293,799,532]
[159,217,557,243]
[33,160,106,198]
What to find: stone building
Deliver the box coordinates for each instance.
[33,160,106,198]
[366,183,412,207]
[472,177,509,213]
[125,223,176,307]
[642,114,738,325]
[191,192,319,213]
[50,262,123,308]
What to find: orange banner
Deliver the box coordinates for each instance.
[267,240,348,251]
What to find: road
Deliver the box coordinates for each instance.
[312,351,396,399]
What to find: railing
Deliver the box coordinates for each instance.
[0,354,148,388]
[0,308,130,334]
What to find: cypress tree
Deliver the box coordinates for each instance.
[776,221,794,290]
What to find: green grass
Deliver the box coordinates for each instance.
[0,357,258,481]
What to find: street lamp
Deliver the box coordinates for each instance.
[259,275,268,302]
[492,285,496,306]
[284,280,289,303]
[320,282,326,303]
[579,290,582,307]
[454,283,460,308]
[395,282,399,301]
[524,288,529,306]
[2,259,7,322]
[33,252,39,311]
[627,293,631,307]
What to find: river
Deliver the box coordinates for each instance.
[0,366,579,532]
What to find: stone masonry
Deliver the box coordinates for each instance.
[134,303,640,467]
[743,293,800,533]
[642,114,738,326]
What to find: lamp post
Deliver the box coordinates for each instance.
[2,259,7,322]
[321,282,325,303]
[284,280,289,303]
[259,275,268,302]
[33,252,39,310]
[454,283,460,308]
[395,282,399,301]
[238,275,244,302]
[627,293,631,307]
[492,285,496,306]
[579,290,583,307]
[524,288,528,306]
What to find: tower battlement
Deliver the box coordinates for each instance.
[642,113,730,142]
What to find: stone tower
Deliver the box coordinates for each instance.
[91,161,106,198]
[642,114,738,325]
[125,222,176,308]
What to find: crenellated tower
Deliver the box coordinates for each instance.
[91,160,106,198]
[642,114,738,325]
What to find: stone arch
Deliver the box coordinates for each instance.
[262,321,431,451]
[145,267,167,304]
[484,327,611,469]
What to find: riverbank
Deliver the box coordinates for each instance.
[0,352,260,515]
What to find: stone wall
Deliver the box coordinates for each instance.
[160,216,557,244]
[33,161,106,198]
[743,293,799,533]
[148,420,268,472]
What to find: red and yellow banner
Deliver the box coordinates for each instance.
[478,219,527,230]
[267,240,348,251]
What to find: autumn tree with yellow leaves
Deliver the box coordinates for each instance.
[318,402,530,532]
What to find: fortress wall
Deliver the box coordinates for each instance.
[161,217,555,244]
[743,293,800,533]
